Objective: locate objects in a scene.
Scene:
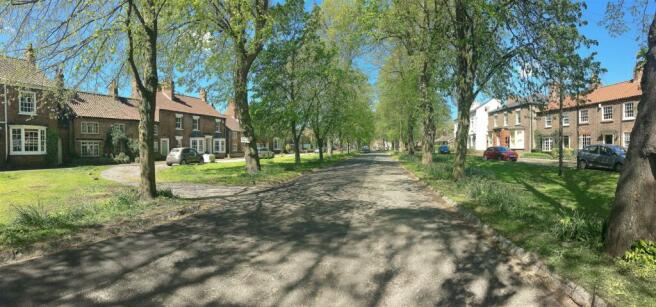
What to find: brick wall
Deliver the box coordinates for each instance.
[487,105,539,152]
[72,117,139,157]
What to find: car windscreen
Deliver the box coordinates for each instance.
[170,148,181,153]
[611,146,626,155]
[497,147,508,152]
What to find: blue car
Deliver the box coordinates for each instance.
[438,145,450,154]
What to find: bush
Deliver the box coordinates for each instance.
[46,128,60,166]
[113,152,131,164]
[623,240,656,266]
[157,188,175,198]
[550,209,603,245]
[467,179,522,212]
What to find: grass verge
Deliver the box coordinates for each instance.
[396,153,655,307]
[158,152,356,185]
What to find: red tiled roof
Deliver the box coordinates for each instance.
[225,116,243,132]
[156,92,223,118]
[69,92,142,121]
[546,79,641,110]
[0,56,55,88]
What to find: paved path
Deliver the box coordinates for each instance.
[0,154,571,306]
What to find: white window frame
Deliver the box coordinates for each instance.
[213,138,226,153]
[561,114,569,127]
[579,135,591,149]
[80,140,100,157]
[604,133,614,145]
[273,137,282,151]
[153,140,159,153]
[562,135,570,148]
[190,137,205,153]
[18,91,37,115]
[503,112,508,126]
[175,114,183,130]
[10,125,47,155]
[623,131,631,148]
[542,137,553,151]
[544,115,552,128]
[623,102,636,120]
[602,105,613,122]
[515,110,521,125]
[81,121,99,134]
[215,119,221,133]
[192,116,200,131]
[113,123,126,133]
[154,124,159,136]
[579,109,589,124]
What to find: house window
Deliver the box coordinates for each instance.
[602,106,613,121]
[215,119,221,133]
[190,137,205,153]
[10,126,47,155]
[579,135,591,149]
[273,138,282,151]
[503,112,508,126]
[154,125,159,136]
[175,114,183,130]
[579,109,589,124]
[81,122,99,134]
[153,141,159,153]
[542,137,553,151]
[19,91,37,115]
[562,114,569,126]
[193,116,200,131]
[562,135,570,148]
[604,134,614,145]
[545,115,552,128]
[113,123,126,133]
[213,138,226,153]
[80,141,100,157]
[623,102,635,120]
[231,132,239,152]
[494,114,498,127]
[515,110,521,125]
[624,132,631,148]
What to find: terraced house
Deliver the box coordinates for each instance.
[535,70,641,151]
[0,50,242,169]
[487,97,541,152]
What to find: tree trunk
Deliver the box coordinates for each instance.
[327,138,333,157]
[317,138,324,162]
[234,53,260,174]
[419,61,435,165]
[604,13,656,257]
[291,121,301,166]
[407,112,415,155]
[452,0,476,180]
[558,85,565,177]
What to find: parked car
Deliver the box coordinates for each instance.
[577,144,625,171]
[438,144,450,154]
[483,146,518,161]
[314,148,320,153]
[259,147,275,159]
[361,145,370,153]
[166,147,204,166]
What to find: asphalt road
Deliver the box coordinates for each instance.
[0,153,571,306]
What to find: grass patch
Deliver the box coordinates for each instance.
[396,153,655,306]
[521,152,556,160]
[0,166,123,224]
[158,153,355,185]
[0,189,183,249]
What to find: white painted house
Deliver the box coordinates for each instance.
[467,99,501,150]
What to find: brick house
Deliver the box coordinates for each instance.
[223,101,245,157]
[535,72,641,151]
[487,98,541,152]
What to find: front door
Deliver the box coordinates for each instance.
[604,134,614,145]
[161,138,170,156]
[205,136,213,154]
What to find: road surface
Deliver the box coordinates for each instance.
[0,153,571,306]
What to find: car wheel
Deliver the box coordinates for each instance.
[578,160,587,170]
[181,159,187,165]
[166,163,172,166]
[613,162,623,172]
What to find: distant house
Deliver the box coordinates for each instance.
[466,99,501,150]
[487,97,542,152]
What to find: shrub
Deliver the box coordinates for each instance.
[623,240,656,266]
[157,188,175,198]
[46,128,60,166]
[467,179,521,212]
[113,152,131,164]
[550,209,603,245]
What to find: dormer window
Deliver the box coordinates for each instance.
[192,116,200,131]
[19,91,37,115]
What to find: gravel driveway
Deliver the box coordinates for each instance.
[0,154,572,306]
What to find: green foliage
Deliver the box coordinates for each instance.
[551,210,603,246]
[45,128,60,166]
[113,152,131,164]
[623,240,656,267]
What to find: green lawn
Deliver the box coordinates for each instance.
[158,152,355,185]
[0,166,123,224]
[397,153,655,307]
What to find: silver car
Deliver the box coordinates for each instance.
[258,147,275,159]
[166,147,204,166]
[577,144,626,171]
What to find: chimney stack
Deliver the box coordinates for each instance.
[633,66,644,83]
[109,80,118,98]
[131,77,141,99]
[548,83,560,101]
[226,101,238,119]
[199,88,207,102]
[55,68,64,88]
[25,43,36,66]
[161,79,174,99]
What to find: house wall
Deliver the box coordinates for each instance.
[158,110,226,158]
[487,105,538,152]
[468,99,500,150]
[71,117,139,157]
[535,98,637,150]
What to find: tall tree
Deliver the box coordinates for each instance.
[196,0,273,174]
[1,0,176,199]
[601,1,656,256]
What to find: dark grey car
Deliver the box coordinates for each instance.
[166,147,204,166]
[577,144,626,171]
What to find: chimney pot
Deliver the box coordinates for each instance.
[25,43,36,66]
[160,79,174,99]
[200,88,207,102]
[109,80,118,98]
